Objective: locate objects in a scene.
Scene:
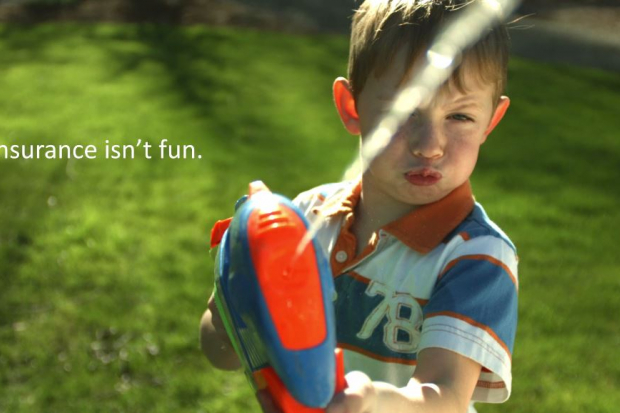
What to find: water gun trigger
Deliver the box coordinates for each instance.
[256,348,347,413]
[210,217,232,249]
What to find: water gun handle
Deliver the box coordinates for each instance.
[258,348,347,413]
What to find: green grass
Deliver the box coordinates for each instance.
[0,23,618,413]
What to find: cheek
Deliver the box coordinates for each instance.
[365,135,408,171]
[446,122,488,148]
[446,131,484,163]
[445,120,482,137]
[449,140,482,174]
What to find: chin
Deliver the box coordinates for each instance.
[399,191,442,207]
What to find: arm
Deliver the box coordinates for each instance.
[199,293,241,371]
[326,348,480,413]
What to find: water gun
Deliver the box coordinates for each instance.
[210,181,346,412]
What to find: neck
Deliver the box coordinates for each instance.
[355,175,417,233]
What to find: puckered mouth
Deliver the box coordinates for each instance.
[405,168,442,179]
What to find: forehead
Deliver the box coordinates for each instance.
[362,45,496,106]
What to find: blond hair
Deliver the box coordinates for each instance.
[348,0,510,105]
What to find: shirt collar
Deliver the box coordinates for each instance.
[383,181,474,253]
[313,180,362,217]
[314,180,474,254]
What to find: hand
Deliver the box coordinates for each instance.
[326,371,377,413]
[199,293,240,370]
[207,293,233,346]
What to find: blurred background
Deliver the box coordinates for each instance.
[0,1,618,412]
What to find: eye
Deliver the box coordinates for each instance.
[449,113,474,122]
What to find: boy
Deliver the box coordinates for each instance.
[201,1,518,412]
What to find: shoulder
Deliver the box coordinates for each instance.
[436,201,519,292]
[446,202,517,254]
[292,181,353,212]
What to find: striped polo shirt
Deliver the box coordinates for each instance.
[293,180,518,403]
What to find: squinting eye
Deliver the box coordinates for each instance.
[450,114,473,122]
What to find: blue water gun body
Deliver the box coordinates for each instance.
[210,181,346,412]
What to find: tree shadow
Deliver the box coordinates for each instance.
[0,24,78,67]
[93,24,352,195]
[100,25,229,108]
[123,0,184,25]
[0,157,70,326]
[3,0,187,25]
[0,25,84,325]
[231,0,354,33]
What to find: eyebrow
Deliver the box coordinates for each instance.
[377,90,485,111]
[451,100,481,109]
[446,95,484,109]
[452,94,481,103]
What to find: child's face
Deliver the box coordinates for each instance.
[355,47,509,209]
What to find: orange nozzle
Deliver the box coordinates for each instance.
[249,181,271,197]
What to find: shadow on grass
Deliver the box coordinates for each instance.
[0,24,77,68]
[0,159,68,326]
[0,26,101,324]
[92,24,352,195]
[0,25,346,325]
[232,0,354,33]
[95,25,274,198]
[103,25,230,112]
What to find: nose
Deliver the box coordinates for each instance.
[409,121,444,160]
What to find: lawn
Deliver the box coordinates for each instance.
[0,23,619,413]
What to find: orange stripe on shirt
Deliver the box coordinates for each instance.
[439,254,518,291]
[338,342,418,366]
[330,219,380,276]
[415,297,429,306]
[425,311,512,360]
[476,380,506,389]
[459,231,471,241]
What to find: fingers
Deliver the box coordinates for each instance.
[326,371,377,413]
[207,294,233,345]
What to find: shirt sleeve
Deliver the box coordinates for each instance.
[418,235,519,403]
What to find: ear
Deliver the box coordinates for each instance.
[333,77,360,135]
[483,96,510,140]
